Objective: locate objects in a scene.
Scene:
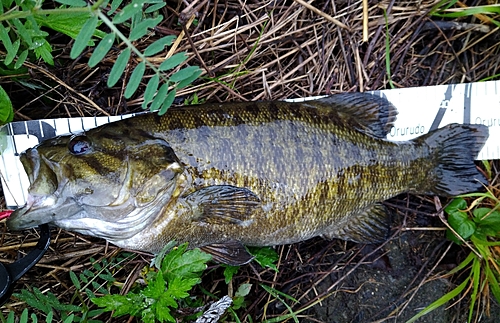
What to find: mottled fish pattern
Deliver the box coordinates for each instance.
[8,93,488,264]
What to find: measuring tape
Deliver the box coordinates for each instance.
[1,80,499,208]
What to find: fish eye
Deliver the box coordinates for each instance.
[68,135,92,155]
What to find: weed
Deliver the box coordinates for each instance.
[430,0,500,28]
[2,252,135,322]
[0,0,202,115]
[406,185,500,323]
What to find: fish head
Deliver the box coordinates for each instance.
[7,122,185,240]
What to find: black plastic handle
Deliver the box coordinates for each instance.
[0,224,50,306]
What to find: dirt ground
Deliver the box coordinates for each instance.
[1,0,500,322]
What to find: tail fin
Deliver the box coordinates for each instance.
[416,123,489,196]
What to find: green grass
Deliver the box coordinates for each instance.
[406,175,500,323]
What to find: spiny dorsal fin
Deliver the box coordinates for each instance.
[322,203,391,244]
[185,185,261,226]
[200,240,254,265]
[313,93,397,138]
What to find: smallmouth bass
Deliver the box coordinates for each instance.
[7,93,488,265]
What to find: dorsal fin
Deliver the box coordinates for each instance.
[312,93,397,138]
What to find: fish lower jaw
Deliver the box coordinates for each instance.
[27,194,58,209]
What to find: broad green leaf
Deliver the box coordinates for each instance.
[14,50,28,69]
[31,313,37,323]
[34,39,54,65]
[448,211,476,240]
[89,33,115,67]
[161,243,212,282]
[233,283,252,310]
[108,0,123,15]
[444,198,468,215]
[170,66,201,83]
[143,35,176,56]
[474,208,500,231]
[112,0,146,24]
[12,18,32,46]
[35,12,96,40]
[63,314,74,323]
[143,273,176,307]
[235,283,252,298]
[4,38,19,65]
[158,88,176,115]
[145,1,166,13]
[0,86,14,125]
[124,62,146,98]
[154,298,175,322]
[248,246,279,271]
[159,52,188,71]
[45,311,53,323]
[149,83,169,112]
[70,271,81,290]
[176,67,202,89]
[54,0,86,6]
[142,74,159,108]
[107,48,130,87]
[166,276,197,300]
[70,14,98,59]
[151,240,177,269]
[222,265,239,284]
[129,16,163,41]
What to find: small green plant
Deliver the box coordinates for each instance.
[5,241,283,323]
[383,9,395,89]
[5,252,135,322]
[406,187,500,323]
[91,242,212,323]
[430,1,500,28]
[0,0,202,115]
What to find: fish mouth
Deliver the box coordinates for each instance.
[7,148,62,230]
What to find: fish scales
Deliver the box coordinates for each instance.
[103,102,429,246]
[7,93,488,265]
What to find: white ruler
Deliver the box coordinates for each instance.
[1,80,499,208]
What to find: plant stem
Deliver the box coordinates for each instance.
[0,7,91,23]
[97,11,164,80]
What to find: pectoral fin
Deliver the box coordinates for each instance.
[200,240,254,265]
[185,185,261,226]
[322,203,391,243]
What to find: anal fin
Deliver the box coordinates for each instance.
[322,203,391,244]
[200,240,254,266]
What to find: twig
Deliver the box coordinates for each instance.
[293,0,349,30]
